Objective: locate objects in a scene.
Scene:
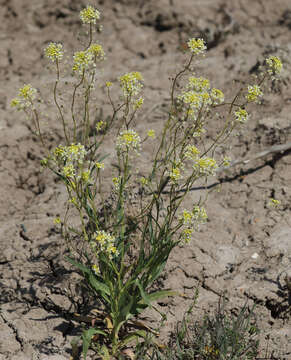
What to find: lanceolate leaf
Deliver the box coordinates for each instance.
[138,289,178,305]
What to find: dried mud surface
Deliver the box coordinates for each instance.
[1,0,291,359]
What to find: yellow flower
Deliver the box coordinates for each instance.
[187,38,207,55]
[169,167,182,183]
[44,42,63,62]
[188,77,210,92]
[116,129,141,153]
[62,164,75,178]
[112,176,121,190]
[179,90,202,109]
[80,5,100,25]
[210,88,224,105]
[88,43,105,61]
[194,157,217,175]
[234,108,249,123]
[180,210,193,225]
[246,85,263,103]
[268,198,280,208]
[105,81,112,88]
[140,177,148,186]
[92,230,119,258]
[53,217,61,225]
[223,157,231,167]
[18,84,37,100]
[185,145,200,161]
[69,197,78,207]
[182,228,194,243]
[81,170,90,183]
[92,264,100,275]
[119,72,143,97]
[96,121,104,131]
[95,162,104,169]
[134,97,144,109]
[72,50,93,73]
[266,56,282,75]
[147,129,155,138]
[10,98,21,109]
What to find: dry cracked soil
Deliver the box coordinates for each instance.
[0,0,291,359]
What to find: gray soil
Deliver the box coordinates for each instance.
[0,0,291,359]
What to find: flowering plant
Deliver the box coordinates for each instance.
[11,5,282,359]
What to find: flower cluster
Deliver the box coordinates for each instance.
[268,198,281,208]
[116,129,141,153]
[210,88,225,105]
[179,206,208,242]
[92,264,100,275]
[179,90,203,110]
[10,84,37,110]
[54,143,87,164]
[88,43,105,61]
[140,177,148,186]
[51,144,90,185]
[168,161,184,184]
[266,56,282,76]
[187,38,207,55]
[234,107,249,123]
[91,230,119,259]
[184,145,200,161]
[187,77,210,92]
[178,77,224,119]
[119,72,143,97]
[112,176,121,191]
[80,5,100,25]
[95,162,105,170]
[72,50,93,73]
[72,43,105,74]
[246,85,263,103]
[147,129,155,138]
[96,120,104,131]
[134,97,144,109]
[44,42,63,63]
[193,157,217,176]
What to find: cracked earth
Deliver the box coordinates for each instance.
[0,0,291,359]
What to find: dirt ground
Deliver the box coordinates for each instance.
[1,0,291,359]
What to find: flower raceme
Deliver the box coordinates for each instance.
[44,42,63,62]
[10,84,37,110]
[178,77,224,119]
[246,85,263,103]
[266,56,283,76]
[80,5,100,25]
[119,71,143,97]
[116,129,141,153]
[53,143,87,164]
[187,38,207,55]
[72,44,105,73]
[179,206,208,242]
[90,230,119,260]
[234,108,249,123]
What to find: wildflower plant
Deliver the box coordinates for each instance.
[11,5,283,359]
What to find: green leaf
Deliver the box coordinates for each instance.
[135,279,151,307]
[66,256,91,274]
[66,256,111,300]
[137,290,177,309]
[82,328,107,360]
[121,330,147,346]
[88,272,111,297]
[147,289,178,302]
